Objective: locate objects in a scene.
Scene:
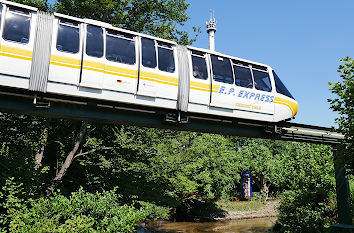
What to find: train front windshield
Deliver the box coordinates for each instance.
[272,71,294,99]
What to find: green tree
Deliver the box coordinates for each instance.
[238,140,284,199]
[10,0,50,11]
[0,113,51,196]
[54,0,199,45]
[274,143,336,233]
[329,56,354,173]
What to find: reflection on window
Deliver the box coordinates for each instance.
[273,71,294,99]
[158,46,175,73]
[142,38,156,68]
[253,69,272,92]
[0,4,3,30]
[192,55,208,80]
[56,20,80,53]
[106,33,135,65]
[234,65,253,89]
[3,8,30,44]
[211,55,234,84]
[86,25,103,58]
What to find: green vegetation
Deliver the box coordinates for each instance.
[14,0,200,45]
[329,56,354,174]
[0,116,340,231]
[0,178,169,232]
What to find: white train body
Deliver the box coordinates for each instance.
[0,0,298,122]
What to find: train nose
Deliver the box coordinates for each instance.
[292,100,298,117]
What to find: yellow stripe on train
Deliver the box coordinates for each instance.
[0,45,33,61]
[0,46,220,93]
[274,97,298,116]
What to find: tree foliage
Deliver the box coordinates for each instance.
[11,0,200,45]
[0,178,168,233]
[55,0,199,44]
[329,56,354,172]
[274,144,336,232]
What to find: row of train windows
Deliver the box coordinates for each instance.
[0,5,292,97]
[0,6,175,73]
[192,54,272,92]
[82,24,175,73]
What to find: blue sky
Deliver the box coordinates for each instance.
[184,0,353,127]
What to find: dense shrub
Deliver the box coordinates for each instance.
[273,144,337,232]
[274,188,336,233]
[0,178,169,233]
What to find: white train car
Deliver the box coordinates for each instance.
[0,0,298,123]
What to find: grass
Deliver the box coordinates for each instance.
[217,199,267,212]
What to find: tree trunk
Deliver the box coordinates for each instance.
[255,175,269,200]
[34,118,51,170]
[262,181,269,200]
[54,121,88,181]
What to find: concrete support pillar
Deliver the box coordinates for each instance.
[330,146,353,232]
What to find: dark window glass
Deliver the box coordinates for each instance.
[211,55,234,84]
[253,69,272,92]
[142,38,156,68]
[192,55,208,80]
[56,21,79,53]
[273,71,294,99]
[158,46,175,72]
[86,25,103,58]
[0,4,3,29]
[106,34,135,65]
[234,65,253,88]
[3,9,30,44]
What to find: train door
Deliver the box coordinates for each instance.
[79,24,105,89]
[250,66,274,115]
[102,29,138,94]
[48,16,82,86]
[233,61,274,116]
[0,5,36,78]
[209,54,236,109]
[137,38,179,102]
[189,50,211,106]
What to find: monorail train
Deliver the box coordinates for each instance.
[0,0,298,123]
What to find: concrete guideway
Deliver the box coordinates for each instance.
[0,87,345,145]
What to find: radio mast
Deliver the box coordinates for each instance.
[206,10,217,51]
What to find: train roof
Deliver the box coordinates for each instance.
[187,45,271,70]
[0,0,37,11]
[0,0,271,70]
[53,12,177,45]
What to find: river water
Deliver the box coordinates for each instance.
[137,217,276,233]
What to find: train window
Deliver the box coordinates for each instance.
[0,4,3,29]
[56,20,80,53]
[158,44,175,73]
[106,31,136,65]
[252,69,272,92]
[273,71,294,99]
[211,55,234,84]
[234,65,253,88]
[3,8,31,44]
[142,38,156,68]
[86,25,103,58]
[191,55,208,80]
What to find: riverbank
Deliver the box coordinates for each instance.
[218,201,278,220]
[137,201,278,232]
[137,217,277,233]
[189,200,279,221]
